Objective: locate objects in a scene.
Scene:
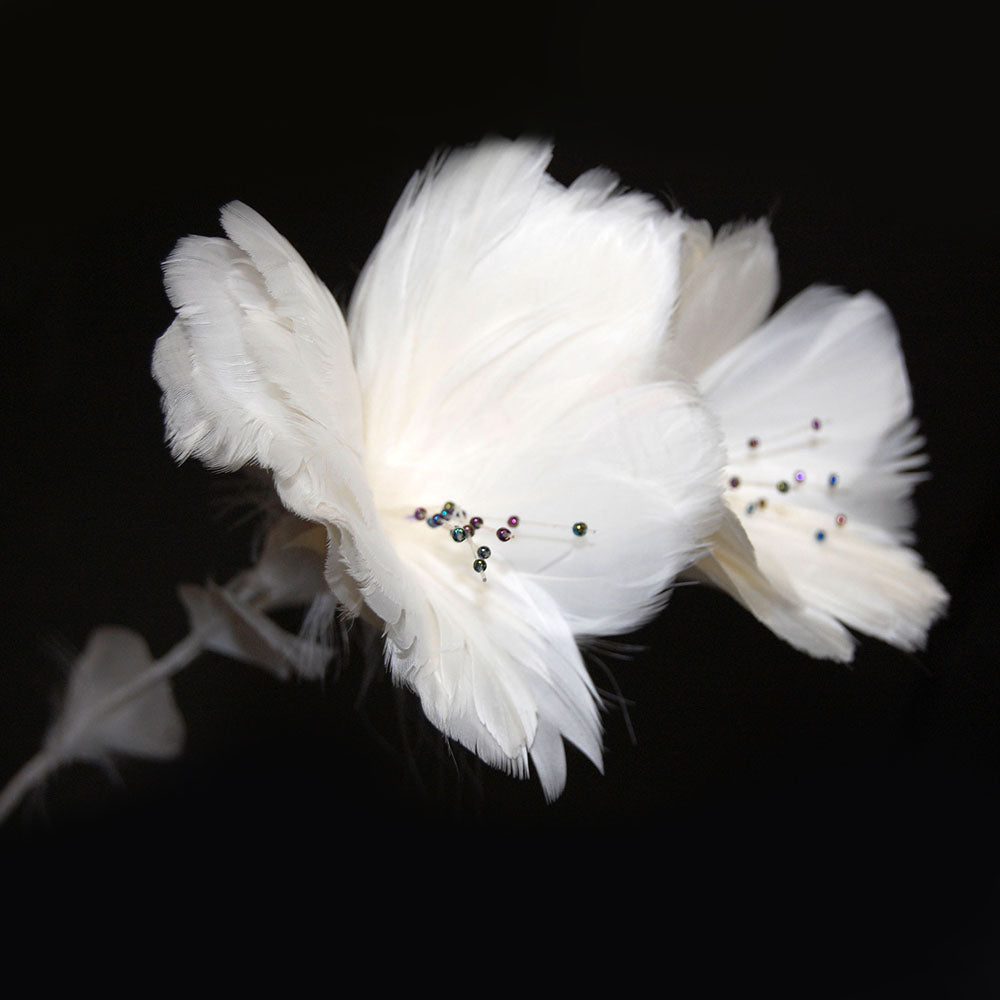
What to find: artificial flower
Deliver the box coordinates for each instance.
[151,137,724,799]
[673,220,948,656]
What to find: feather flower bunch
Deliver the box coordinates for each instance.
[0,138,947,823]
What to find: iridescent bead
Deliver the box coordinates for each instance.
[835,513,847,527]
[729,476,741,488]
[473,558,487,574]
[496,527,512,542]
[442,501,456,514]
[572,522,588,537]
[507,515,520,528]
[477,546,492,559]
[470,516,484,529]
[776,480,790,493]
[811,418,822,431]
[748,437,760,449]
[463,524,475,537]
[757,498,767,509]
[815,530,826,541]
[828,473,839,487]
[428,513,444,527]
[746,503,755,515]
[451,526,466,542]
[794,470,806,483]
[414,507,427,520]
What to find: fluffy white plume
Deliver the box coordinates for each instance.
[675,222,948,659]
[153,138,726,799]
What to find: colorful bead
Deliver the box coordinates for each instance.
[442,501,456,514]
[757,498,767,509]
[507,515,520,528]
[496,528,512,542]
[828,474,839,487]
[414,507,427,520]
[477,546,492,559]
[451,526,466,542]
[815,530,826,541]
[473,558,487,574]
[746,503,755,515]
[794,470,806,483]
[776,480,790,493]
[470,516,484,529]
[835,513,847,527]
[572,522,588,537]
[748,437,760,448]
[729,476,741,488]
[463,524,475,537]
[811,418,822,430]
[428,513,444,527]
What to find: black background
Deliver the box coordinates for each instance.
[1,4,997,992]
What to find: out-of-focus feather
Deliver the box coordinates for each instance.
[178,582,330,681]
[44,627,184,763]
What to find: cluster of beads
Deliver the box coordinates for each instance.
[412,501,589,578]
[730,417,850,543]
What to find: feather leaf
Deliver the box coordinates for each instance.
[44,626,185,763]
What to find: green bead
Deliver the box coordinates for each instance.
[776,481,790,493]
[451,526,466,542]
[572,521,588,537]
[473,558,487,573]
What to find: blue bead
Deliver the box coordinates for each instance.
[815,530,826,541]
[572,522,588,537]
[428,514,444,527]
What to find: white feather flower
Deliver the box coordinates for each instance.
[674,221,949,659]
[151,138,725,799]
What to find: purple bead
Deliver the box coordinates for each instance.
[748,437,760,449]
[463,524,475,537]
[470,516,484,529]
[507,515,520,528]
[794,470,806,483]
[414,507,427,520]
[811,418,822,431]
[729,476,740,488]
[496,527,512,542]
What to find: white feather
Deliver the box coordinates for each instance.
[44,627,185,763]
[178,581,330,681]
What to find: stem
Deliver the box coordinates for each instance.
[0,750,57,827]
[0,626,210,828]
